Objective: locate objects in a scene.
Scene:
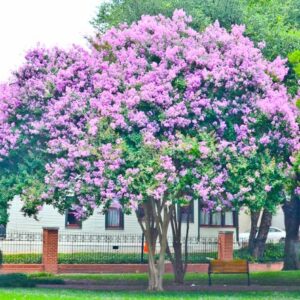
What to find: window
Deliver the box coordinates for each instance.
[200,211,236,227]
[65,210,82,229]
[211,212,222,225]
[224,211,234,226]
[180,202,194,223]
[105,208,124,229]
[0,224,6,239]
[200,210,210,225]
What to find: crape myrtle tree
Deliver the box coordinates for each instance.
[43,12,298,287]
[0,14,231,290]
[0,11,299,289]
[92,0,300,262]
[0,46,97,218]
[39,12,237,289]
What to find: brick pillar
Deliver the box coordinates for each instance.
[218,231,233,261]
[43,227,59,273]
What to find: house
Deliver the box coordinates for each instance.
[6,196,238,239]
[6,196,285,239]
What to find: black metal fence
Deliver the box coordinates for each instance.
[0,231,219,264]
[0,231,42,264]
[58,233,219,264]
[58,233,144,264]
[0,231,286,264]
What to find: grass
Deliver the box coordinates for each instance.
[4,270,300,287]
[1,272,300,299]
[0,289,299,300]
[27,270,300,286]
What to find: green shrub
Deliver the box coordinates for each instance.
[1,243,287,265]
[3,253,42,264]
[234,242,285,263]
[0,273,35,287]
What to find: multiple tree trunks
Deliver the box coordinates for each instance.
[138,199,170,291]
[248,209,272,259]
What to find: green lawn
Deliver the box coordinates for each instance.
[1,272,300,299]
[0,289,299,300]
[29,270,300,287]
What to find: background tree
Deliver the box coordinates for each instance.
[282,178,300,270]
[91,0,211,32]
[282,94,300,270]
[280,52,300,270]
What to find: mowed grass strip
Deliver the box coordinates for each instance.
[29,270,300,287]
[0,289,300,300]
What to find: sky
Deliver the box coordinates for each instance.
[0,0,104,82]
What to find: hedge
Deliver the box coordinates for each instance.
[0,243,287,264]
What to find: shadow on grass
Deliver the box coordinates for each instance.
[0,273,64,288]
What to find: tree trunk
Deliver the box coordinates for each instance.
[283,195,300,270]
[147,249,159,290]
[172,239,184,284]
[166,203,191,284]
[147,246,166,291]
[248,210,260,254]
[251,209,272,259]
[138,199,170,291]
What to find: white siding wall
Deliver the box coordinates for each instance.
[271,208,285,230]
[7,196,140,235]
[238,206,285,233]
[7,197,236,238]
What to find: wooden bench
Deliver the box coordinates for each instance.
[208,259,250,286]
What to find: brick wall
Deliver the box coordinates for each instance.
[218,231,233,261]
[0,264,43,273]
[42,227,59,273]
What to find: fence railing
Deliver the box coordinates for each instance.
[58,233,144,264]
[0,231,42,264]
[0,231,219,264]
[58,233,219,264]
[0,231,286,265]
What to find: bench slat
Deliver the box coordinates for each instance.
[209,260,248,274]
[208,259,250,286]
